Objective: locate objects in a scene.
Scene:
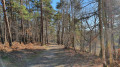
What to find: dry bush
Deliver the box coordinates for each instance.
[25,43,34,49]
[0,42,44,52]
[0,43,4,51]
[11,42,26,50]
[4,42,9,48]
[0,42,13,52]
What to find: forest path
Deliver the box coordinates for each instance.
[0,44,102,67]
[27,44,102,67]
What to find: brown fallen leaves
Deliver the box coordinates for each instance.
[0,42,45,52]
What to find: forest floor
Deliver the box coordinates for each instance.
[0,43,104,67]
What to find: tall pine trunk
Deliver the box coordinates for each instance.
[2,0,12,46]
[57,21,60,45]
[20,0,24,44]
[45,18,48,44]
[40,0,43,46]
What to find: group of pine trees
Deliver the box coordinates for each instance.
[0,0,120,67]
[0,0,55,46]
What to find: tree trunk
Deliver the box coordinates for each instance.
[94,16,97,55]
[98,0,106,66]
[0,24,2,43]
[2,0,12,46]
[45,19,48,44]
[102,0,113,66]
[111,16,116,59]
[89,32,92,53]
[20,0,24,44]
[57,21,60,45]
[107,29,113,67]
[40,0,43,46]
[61,9,65,45]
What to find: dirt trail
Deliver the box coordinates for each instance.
[0,44,102,67]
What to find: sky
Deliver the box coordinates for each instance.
[51,0,60,10]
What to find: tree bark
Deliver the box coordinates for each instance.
[98,0,106,66]
[40,0,43,46]
[45,18,48,44]
[2,0,12,46]
[57,21,60,45]
[20,0,24,44]
[61,9,65,45]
